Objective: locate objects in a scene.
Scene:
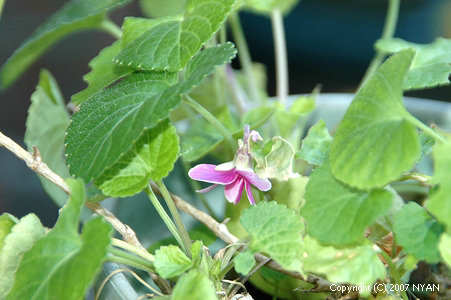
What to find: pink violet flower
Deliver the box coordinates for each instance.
[188,164,271,204]
[188,125,271,205]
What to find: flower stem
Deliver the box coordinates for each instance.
[183,95,237,148]
[229,13,263,104]
[108,248,155,273]
[99,18,122,39]
[359,0,400,87]
[271,8,289,110]
[406,114,447,143]
[112,238,155,263]
[379,251,409,300]
[156,181,192,257]
[144,185,184,250]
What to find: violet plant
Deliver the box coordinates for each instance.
[0,0,450,299]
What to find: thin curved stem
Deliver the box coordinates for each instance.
[271,8,289,109]
[112,238,154,263]
[99,18,122,39]
[108,248,155,273]
[156,181,192,257]
[359,0,400,87]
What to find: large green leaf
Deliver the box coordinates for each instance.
[94,120,179,197]
[171,270,218,300]
[329,49,420,189]
[237,201,304,275]
[6,179,112,300]
[25,70,70,206]
[439,233,451,268]
[244,0,299,15]
[375,38,451,90]
[302,235,386,287]
[0,214,46,297]
[393,202,444,263]
[302,162,393,246]
[0,0,131,89]
[115,0,235,72]
[71,41,134,105]
[139,0,186,18]
[66,44,236,182]
[296,119,332,165]
[426,138,451,230]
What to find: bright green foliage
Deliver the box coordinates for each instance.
[66,43,236,182]
[0,0,131,89]
[376,38,451,90]
[302,162,393,246]
[393,202,444,263]
[302,235,386,287]
[115,0,235,72]
[24,70,70,206]
[0,214,17,251]
[140,0,185,18]
[239,201,304,274]
[244,0,299,15]
[274,94,315,139]
[254,136,298,181]
[94,120,179,197]
[71,41,133,105]
[234,250,256,275]
[296,119,332,165]
[148,226,217,253]
[154,245,192,278]
[171,269,218,300]
[273,175,308,211]
[121,17,163,47]
[6,179,112,300]
[439,233,451,268]
[0,214,45,297]
[330,50,420,189]
[426,139,451,230]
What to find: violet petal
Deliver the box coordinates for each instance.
[188,164,238,185]
[224,177,245,204]
[237,170,272,191]
[196,184,218,193]
[244,180,255,205]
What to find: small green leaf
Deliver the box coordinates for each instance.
[302,162,393,246]
[244,0,299,15]
[240,201,304,271]
[116,0,235,72]
[375,38,451,90]
[6,179,112,300]
[302,235,386,287]
[0,214,18,251]
[154,245,192,278]
[426,139,451,230]
[25,70,70,206]
[296,119,332,165]
[439,233,451,268]
[0,0,131,89]
[139,0,185,18]
[274,94,315,139]
[234,250,256,275]
[66,44,236,182]
[171,270,218,300]
[71,41,133,105]
[393,202,444,263]
[254,136,298,181]
[0,214,46,296]
[330,49,420,189]
[94,120,179,197]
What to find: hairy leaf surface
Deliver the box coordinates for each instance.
[115,0,234,71]
[0,0,131,89]
[330,50,420,189]
[25,70,70,206]
[154,244,192,278]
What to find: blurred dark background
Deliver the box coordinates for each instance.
[0,0,450,227]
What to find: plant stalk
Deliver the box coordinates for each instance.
[108,248,155,273]
[183,95,237,148]
[144,185,184,250]
[406,115,447,143]
[271,8,289,109]
[229,13,263,104]
[380,251,409,300]
[112,238,155,263]
[156,181,192,257]
[359,0,400,87]
[99,18,122,39]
